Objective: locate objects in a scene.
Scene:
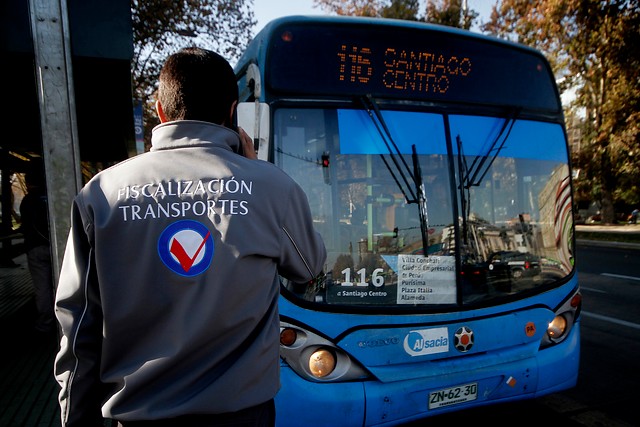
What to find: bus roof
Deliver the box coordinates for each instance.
[246,15,545,60]
[237,15,561,113]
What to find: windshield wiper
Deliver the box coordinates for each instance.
[412,144,429,256]
[456,108,520,245]
[359,95,417,202]
[462,108,520,189]
[358,94,429,255]
[456,134,471,245]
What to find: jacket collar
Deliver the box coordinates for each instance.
[150,120,240,152]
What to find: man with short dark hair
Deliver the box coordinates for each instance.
[54,47,326,427]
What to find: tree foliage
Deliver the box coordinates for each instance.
[313,0,477,28]
[131,0,256,145]
[381,0,421,20]
[483,0,640,223]
[313,0,380,16]
[425,0,477,29]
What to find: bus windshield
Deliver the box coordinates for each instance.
[275,106,573,308]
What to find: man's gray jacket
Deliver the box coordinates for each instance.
[54,121,326,426]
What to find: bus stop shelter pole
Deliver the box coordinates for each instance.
[28,0,83,284]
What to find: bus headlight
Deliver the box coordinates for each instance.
[547,314,568,339]
[541,288,581,347]
[280,321,370,382]
[308,348,336,378]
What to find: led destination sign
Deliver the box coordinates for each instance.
[338,44,472,96]
[267,23,560,111]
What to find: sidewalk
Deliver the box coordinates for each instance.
[575,223,640,233]
[0,253,60,427]
[575,223,640,249]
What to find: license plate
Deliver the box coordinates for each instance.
[428,382,478,409]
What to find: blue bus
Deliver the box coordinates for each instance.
[235,16,581,426]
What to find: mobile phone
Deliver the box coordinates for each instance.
[230,107,243,156]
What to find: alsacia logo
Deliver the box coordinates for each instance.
[403,327,449,356]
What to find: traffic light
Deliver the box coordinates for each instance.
[321,151,330,184]
[321,152,330,167]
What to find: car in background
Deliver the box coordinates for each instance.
[486,250,542,292]
[460,256,489,294]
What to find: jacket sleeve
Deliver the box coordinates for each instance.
[278,181,327,283]
[54,197,107,427]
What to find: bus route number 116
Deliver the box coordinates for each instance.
[341,267,385,287]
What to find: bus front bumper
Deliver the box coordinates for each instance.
[275,323,579,427]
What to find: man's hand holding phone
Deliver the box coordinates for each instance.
[238,127,257,159]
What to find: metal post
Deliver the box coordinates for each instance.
[28,0,82,283]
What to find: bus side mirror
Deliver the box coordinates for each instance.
[237,102,270,162]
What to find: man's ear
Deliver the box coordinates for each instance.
[156,100,168,123]
[226,100,238,128]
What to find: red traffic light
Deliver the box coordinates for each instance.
[321,152,330,167]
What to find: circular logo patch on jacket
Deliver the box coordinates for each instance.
[158,220,214,277]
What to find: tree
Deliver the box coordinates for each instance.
[483,0,640,223]
[313,0,477,28]
[131,0,256,148]
[425,0,477,29]
[312,0,381,17]
[381,0,420,20]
